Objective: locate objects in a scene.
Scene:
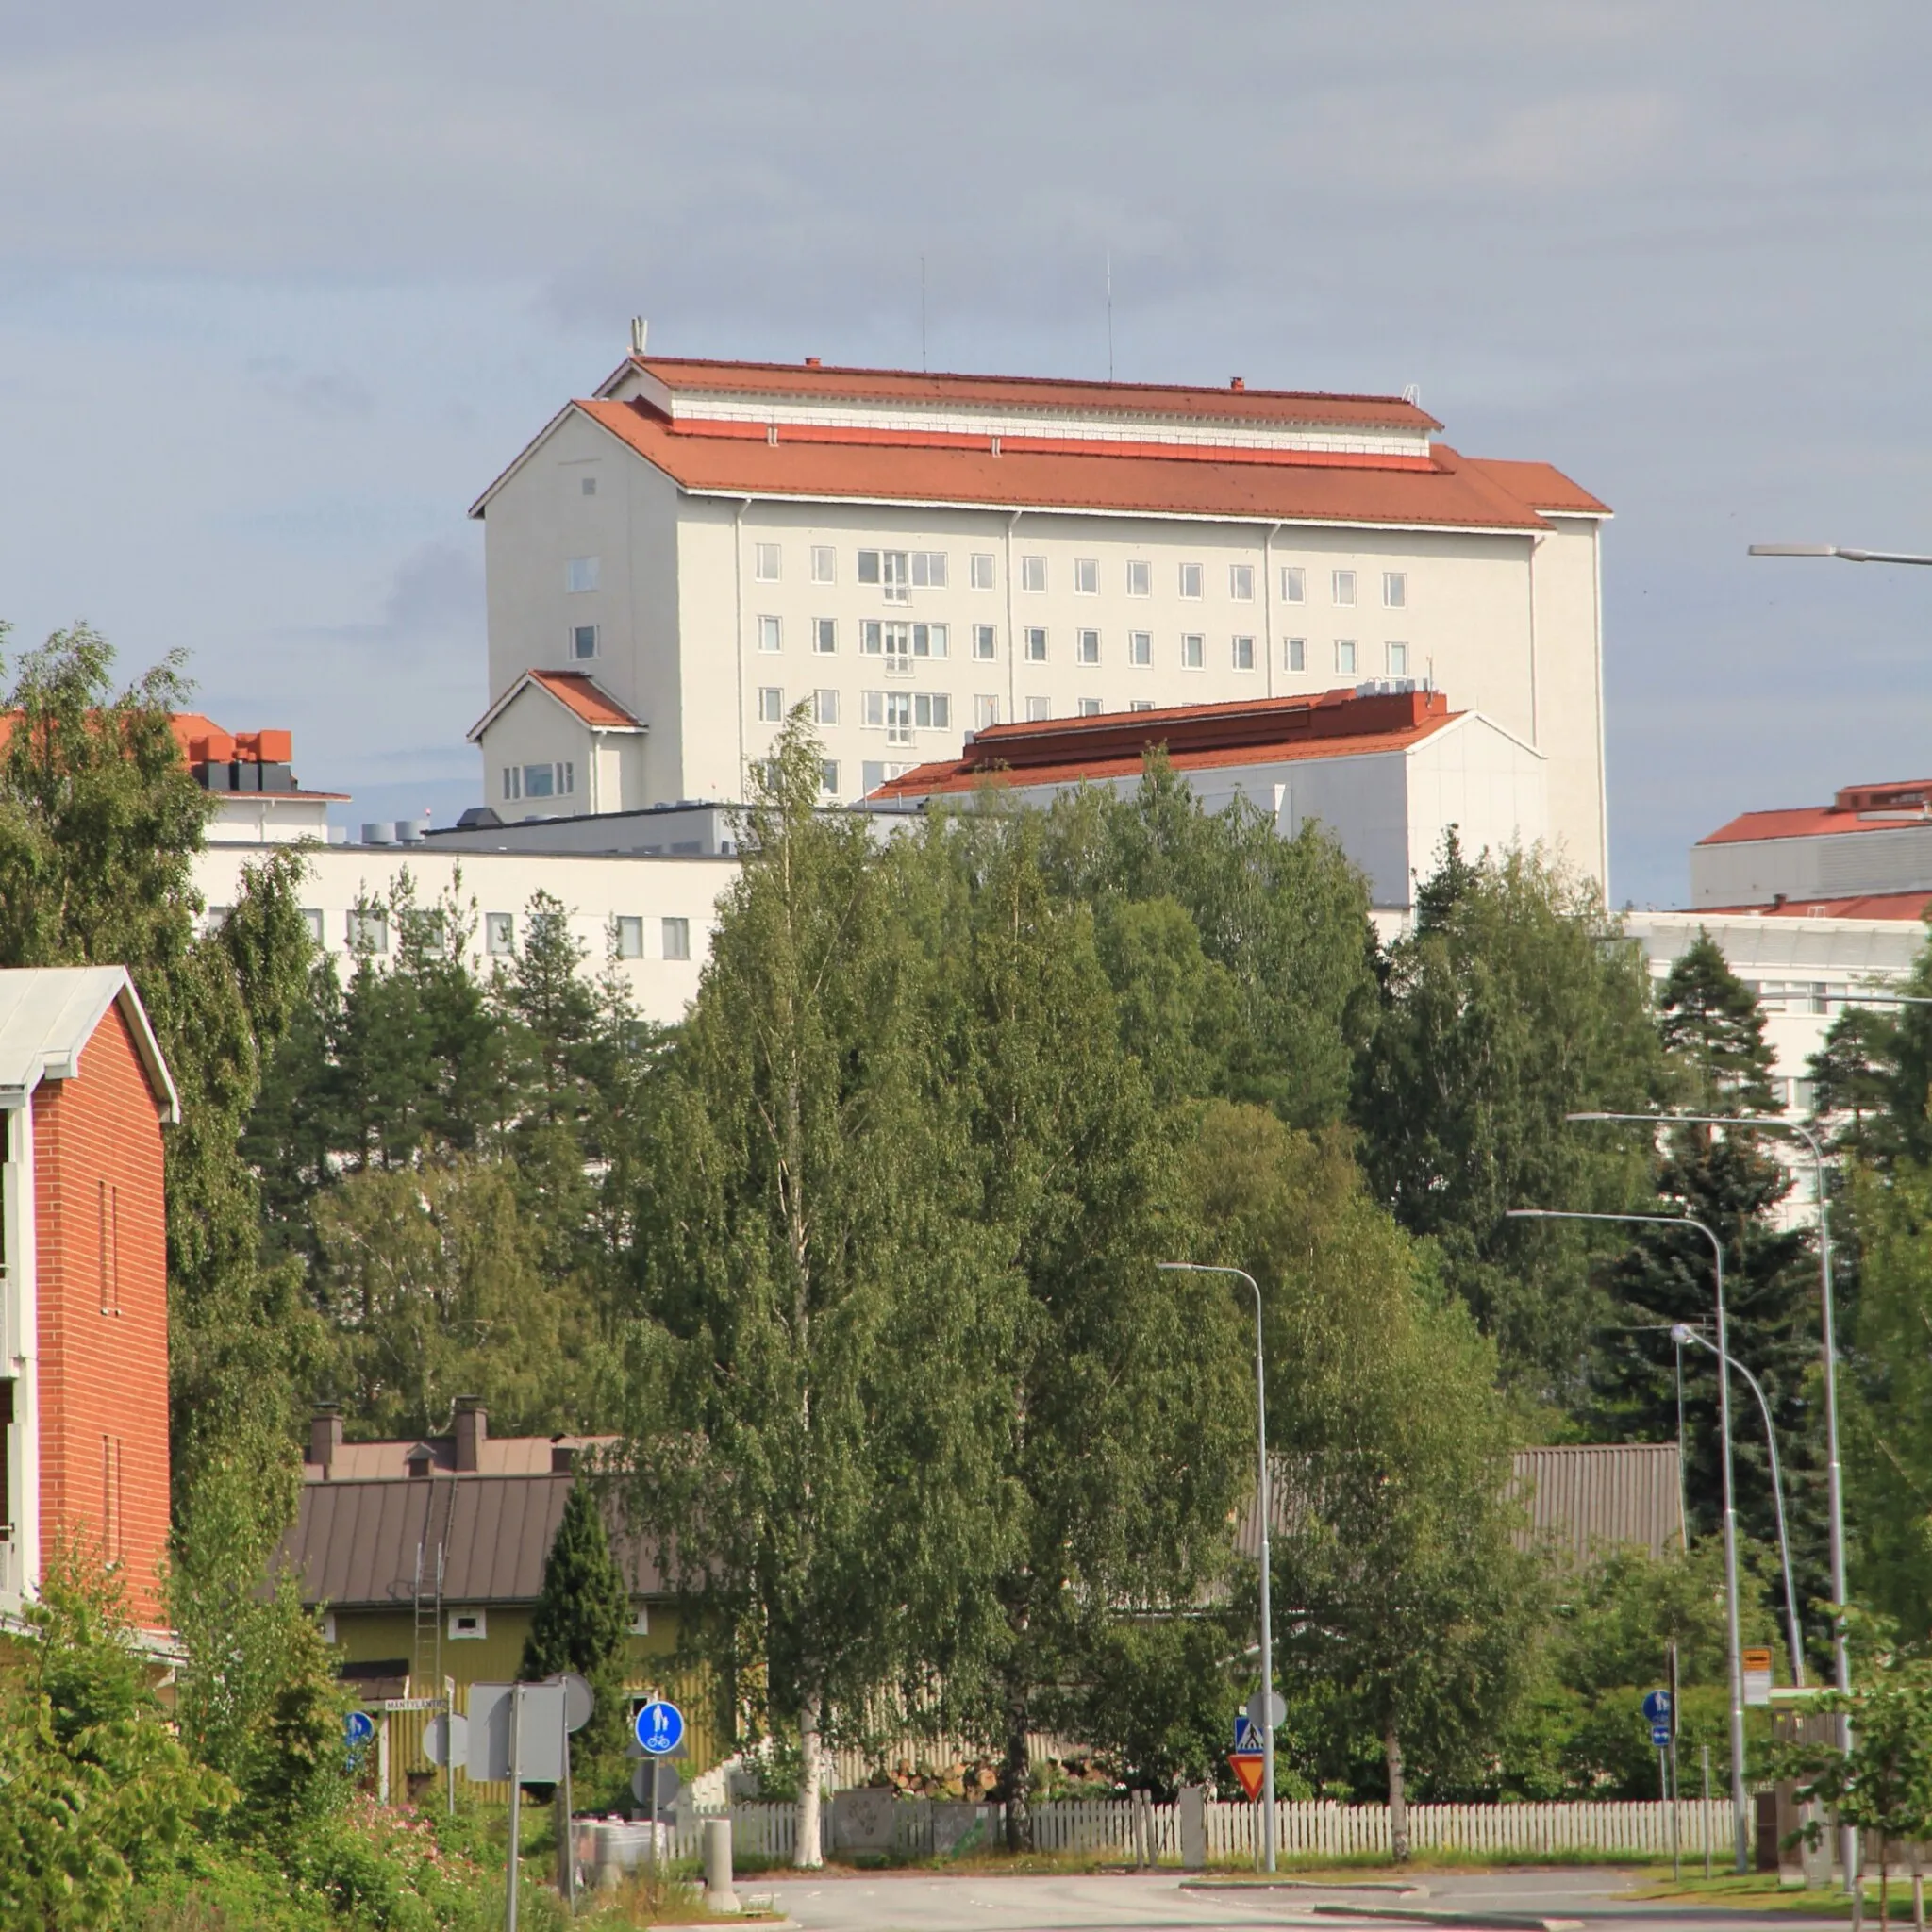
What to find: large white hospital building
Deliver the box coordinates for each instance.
[467,350,1611,891]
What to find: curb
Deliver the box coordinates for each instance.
[1311,1908,1582,1932]
[1183,1881,1431,1899]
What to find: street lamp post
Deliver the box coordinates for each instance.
[1568,1111,1854,1886]
[1672,1322,1805,1690]
[1158,1262,1276,1872]
[1507,1208,1751,1874]
[1749,543,1932,567]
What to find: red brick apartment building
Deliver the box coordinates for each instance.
[0,969,178,1635]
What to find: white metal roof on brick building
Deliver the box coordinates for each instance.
[0,966,179,1123]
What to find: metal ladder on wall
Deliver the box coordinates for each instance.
[410,1478,455,1694]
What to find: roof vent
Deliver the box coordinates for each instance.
[360,822,393,846]
[1229,376,1245,391]
[629,316,648,357]
[395,819,425,845]
[805,357,822,368]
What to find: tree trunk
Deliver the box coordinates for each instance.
[1002,1708,1032,1853]
[1385,1722,1409,1863]
[794,1691,824,1869]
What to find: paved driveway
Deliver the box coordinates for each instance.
[756,1868,1847,1932]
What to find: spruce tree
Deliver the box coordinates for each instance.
[521,1478,633,1766]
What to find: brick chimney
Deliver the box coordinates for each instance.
[453,1396,486,1473]
[308,1406,343,1474]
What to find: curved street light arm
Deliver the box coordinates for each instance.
[1507,1207,1749,1873]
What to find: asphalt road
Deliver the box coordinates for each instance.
[754,1868,1849,1932]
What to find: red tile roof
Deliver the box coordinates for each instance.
[1698,891,1932,922]
[468,669,645,742]
[525,669,642,729]
[567,398,1585,530]
[612,354,1446,433]
[1459,457,1610,516]
[0,711,341,798]
[1698,791,1932,846]
[873,687,1459,800]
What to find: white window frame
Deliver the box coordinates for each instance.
[614,915,643,959]
[974,694,1000,729]
[758,615,782,654]
[820,759,841,795]
[1128,630,1152,667]
[1281,566,1306,604]
[813,617,837,655]
[1180,632,1205,670]
[1077,697,1103,717]
[1383,571,1407,609]
[486,912,515,956]
[754,542,781,583]
[1074,558,1100,595]
[1285,637,1307,673]
[1019,555,1047,593]
[884,691,913,744]
[1076,628,1100,666]
[973,624,997,661]
[970,553,997,591]
[1388,641,1409,676]
[1024,626,1048,663]
[811,545,837,584]
[662,917,691,961]
[812,689,840,725]
[1128,699,1155,712]
[910,551,947,589]
[348,908,389,954]
[1024,696,1050,722]
[758,686,785,723]
[1125,559,1152,598]
[571,623,599,660]
[1335,639,1357,675]
[1178,562,1203,600]
[911,692,951,730]
[1232,634,1256,671]
[1229,563,1255,602]
[448,1608,487,1641]
[566,556,599,594]
[1332,569,1357,607]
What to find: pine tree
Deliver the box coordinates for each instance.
[521,1479,633,1766]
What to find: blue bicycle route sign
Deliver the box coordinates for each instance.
[634,1697,685,1757]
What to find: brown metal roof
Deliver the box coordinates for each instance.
[307,1434,618,1481]
[1236,1442,1683,1568]
[276,1474,665,1609]
[1508,1443,1684,1564]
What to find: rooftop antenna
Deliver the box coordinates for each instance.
[630,316,649,357]
[920,257,928,372]
[1107,252,1115,383]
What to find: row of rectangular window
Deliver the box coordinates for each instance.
[731,545,1407,608]
[338,907,691,960]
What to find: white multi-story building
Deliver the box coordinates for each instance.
[469,350,1612,891]
[876,683,1546,925]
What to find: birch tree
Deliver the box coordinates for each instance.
[620,721,1017,1864]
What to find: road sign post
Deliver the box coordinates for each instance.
[1668,1643,1681,1883]
[634,1698,685,1876]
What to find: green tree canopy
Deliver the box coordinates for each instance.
[1353,840,1666,1403]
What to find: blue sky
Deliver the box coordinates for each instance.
[3,1,1929,904]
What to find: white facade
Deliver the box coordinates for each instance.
[470,357,1610,891]
[901,708,1545,914]
[1624,909,1925,1119]
[192,843,736,1029]
[1691,820,1932,909]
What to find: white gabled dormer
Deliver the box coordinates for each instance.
[466,670,647,821]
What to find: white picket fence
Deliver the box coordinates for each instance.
[649,1796,1740,1865]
